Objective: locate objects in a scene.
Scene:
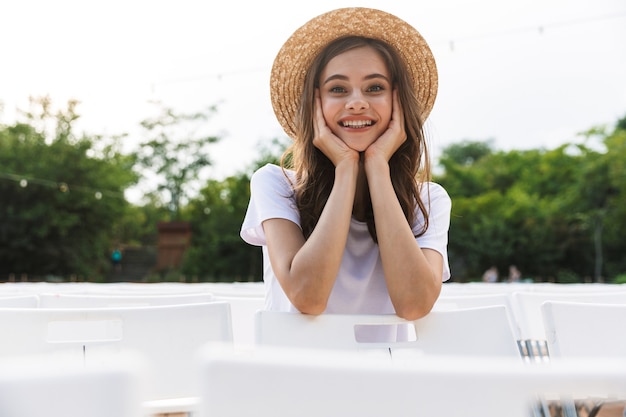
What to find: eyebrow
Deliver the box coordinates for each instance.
[322,73,390,85]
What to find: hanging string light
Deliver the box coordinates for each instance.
[153,10,626,85]
[442,10,626,52]
[0,171,125,200]
[58,182,69,193]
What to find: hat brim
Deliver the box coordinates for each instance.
[270,7,438,140]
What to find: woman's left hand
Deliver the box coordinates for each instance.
[364,90,406,163]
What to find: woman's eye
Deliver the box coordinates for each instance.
[329,86,346,93]
[368,84,385,92]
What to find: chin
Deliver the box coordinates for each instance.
[342,139,375,153]
[350,145,370,153]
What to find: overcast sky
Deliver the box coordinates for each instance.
[2,0,626,189]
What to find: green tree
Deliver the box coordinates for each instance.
[605,118,626,277]
[135,102,220,220]
[0,97,137,280]
[114,198,170,247]
[576,121,626,279]
[181,137,289,281]
[435,115,626,283]
[182,174,259,281]
[439,139,494,167]
[436,141,585,281]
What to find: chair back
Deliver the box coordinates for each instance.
[0,302,233,401]
[0,294,39,308]
[512,291,626,342]
[434,293,520,339]
[542,300,626,358]
[213,295,265,348]
[196,346,565,417]
[0,354,142,417]
[38,292,214,308]
[255,305,520,357]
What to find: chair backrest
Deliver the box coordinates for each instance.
[0,294,39,308]
[434,293,513,310]
[542,301,626,358]
[197,282,265,298]
[512,291,626,342]
[440,282,530,296]
[88,282,216,295]
[213,295,265,349]
[0,354,142,417]
[197,345,626,417]
[0,302,233,401]
[38,292,215,308]
[433,293,520,340]
[255,305,520,357]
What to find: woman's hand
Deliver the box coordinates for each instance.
[312,89,359,167]
[364,90,406,163]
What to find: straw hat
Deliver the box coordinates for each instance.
[270,7,438,140]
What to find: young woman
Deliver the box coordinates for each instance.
[241,8,451,323]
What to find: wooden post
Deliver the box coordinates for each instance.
[156,221,192,271]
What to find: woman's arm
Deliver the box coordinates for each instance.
[363,90,442,320]
[365,158,443,320]
[264,92,360,314]
[263,159,358,314]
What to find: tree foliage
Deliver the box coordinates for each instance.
[0,97,137,280]
[435,117,626,282]
[179,137,289,282]
[181,174,260,281]
[2,94,624,285]
[135,101,220,220]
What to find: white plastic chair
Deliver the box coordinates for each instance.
[0,282,107,295]
[196,345,533,417]
[38,291,215,308]
[213,295,265,349]
[440,281,531,296]
[0,354,142,417]
[0,294,39,307]
[197,281,265,298]
[434,293,520,336]
[0,301,233,415]
[255,305,521,358]
[196,344,626,417]
[542,300,626,358]
[255,305,530,411]
[511,291,626,361]
[542,301,626,417]
[434,292,513,309]
[96,282,218,295]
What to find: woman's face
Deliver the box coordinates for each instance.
[318,46,393,152]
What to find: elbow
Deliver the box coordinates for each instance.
[290,292,328,316]
[294,300,327,315]
[394,285,441,321]
[297,303,327,316]
[395,304,432,321]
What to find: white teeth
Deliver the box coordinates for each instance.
[342,120,372,128]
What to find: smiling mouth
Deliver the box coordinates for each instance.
[341,120,373,128]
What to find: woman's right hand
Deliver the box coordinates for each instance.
[312,89,359,167]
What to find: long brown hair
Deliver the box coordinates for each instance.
[281,36,431,242]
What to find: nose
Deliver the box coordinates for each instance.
[345,92,368,112]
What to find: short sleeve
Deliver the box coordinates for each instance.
[414,183,452,281]
[240,164,301,246]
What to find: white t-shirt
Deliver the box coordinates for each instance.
[241,163,451,316]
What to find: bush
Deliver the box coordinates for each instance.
[555,270,580,284]
[613,274,626,284]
